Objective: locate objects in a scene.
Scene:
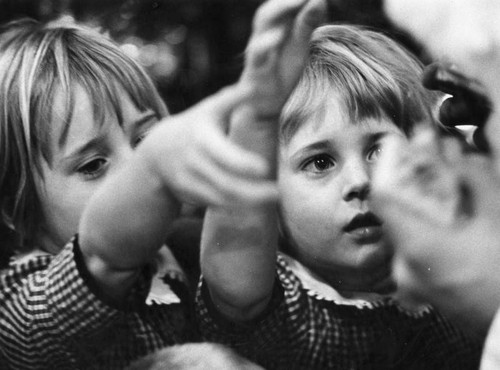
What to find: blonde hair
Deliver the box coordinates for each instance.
[0,18,168,251]
[280,24,441,143]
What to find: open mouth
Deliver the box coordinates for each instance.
[343,212,383,242]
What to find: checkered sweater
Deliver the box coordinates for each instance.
[0,237,191,370]
[197,254,483,370]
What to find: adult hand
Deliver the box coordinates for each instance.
[371,127,500,336]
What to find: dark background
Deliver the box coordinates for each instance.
[0,0,426,114]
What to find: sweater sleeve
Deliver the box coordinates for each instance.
[196,256,322,369]
[0,236,153,369]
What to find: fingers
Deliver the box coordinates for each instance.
[242,0,327,117]
[179,110,280,206]
[245,27,287,79]
[179,137,279,207]
[373,129,460,234]
[292,0,327,46]
[252,0,308,35]
[151,84,280,208]
[183,159,279,208]
[246,0,325,75]
[196,124,271,178]
[191,84,250,126]
[285,0,327,76]
[177,84,274,178]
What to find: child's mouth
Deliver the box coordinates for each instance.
[343,212,383,243]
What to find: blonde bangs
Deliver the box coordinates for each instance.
[280,25,440,143]
[0,19,168,249]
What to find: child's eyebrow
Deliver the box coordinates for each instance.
[62,135,108,164]
[131,110,158,129]
[367,132,386,142]
[290,140,331,160]
[364,130,403,143]
[300,140,331,152]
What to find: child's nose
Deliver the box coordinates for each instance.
[341,162,371,201]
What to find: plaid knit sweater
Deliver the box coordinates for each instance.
[0,237,191,370]
[197,254,483,370]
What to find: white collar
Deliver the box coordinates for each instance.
[280,252,386,308]
[280,253,431,314]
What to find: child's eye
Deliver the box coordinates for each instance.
[303,154,335,173]
[77,158,108,180]
[133,124,158,148]
[367,144,383,162]
[133,132,148,148]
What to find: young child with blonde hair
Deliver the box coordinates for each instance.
[0,0,325,368]
[198,24,482,369]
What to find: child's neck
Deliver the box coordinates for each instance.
[281,252,395,305]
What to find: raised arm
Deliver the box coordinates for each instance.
[201,0,326,321]
[78,85,278,304]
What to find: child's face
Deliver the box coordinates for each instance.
[35,85,159,253]
[278,90,404,292]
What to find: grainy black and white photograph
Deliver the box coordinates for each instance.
[0,0,498,369]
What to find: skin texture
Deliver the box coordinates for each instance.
[36,85,159,254]
[278,88,400,294]
[79,84,279,303]
[374,0,500,336]
[201,0,327,321]
[372,128,500,336]
[81,1,327,307]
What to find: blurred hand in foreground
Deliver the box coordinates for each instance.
[372,127,500,336]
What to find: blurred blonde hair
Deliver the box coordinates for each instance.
[0,18,168,251]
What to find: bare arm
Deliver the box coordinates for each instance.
[78,86,278,304]
[201,0,326,321]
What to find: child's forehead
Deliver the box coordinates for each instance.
[281,87,402,152]
[280,85,349,138]
[47,84,127,153]
[292,110,397,143]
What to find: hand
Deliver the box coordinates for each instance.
[240,0,326,117]
[143,85,279,208]
[371,127,500,336]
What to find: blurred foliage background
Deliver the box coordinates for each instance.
[0,0,424,114]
